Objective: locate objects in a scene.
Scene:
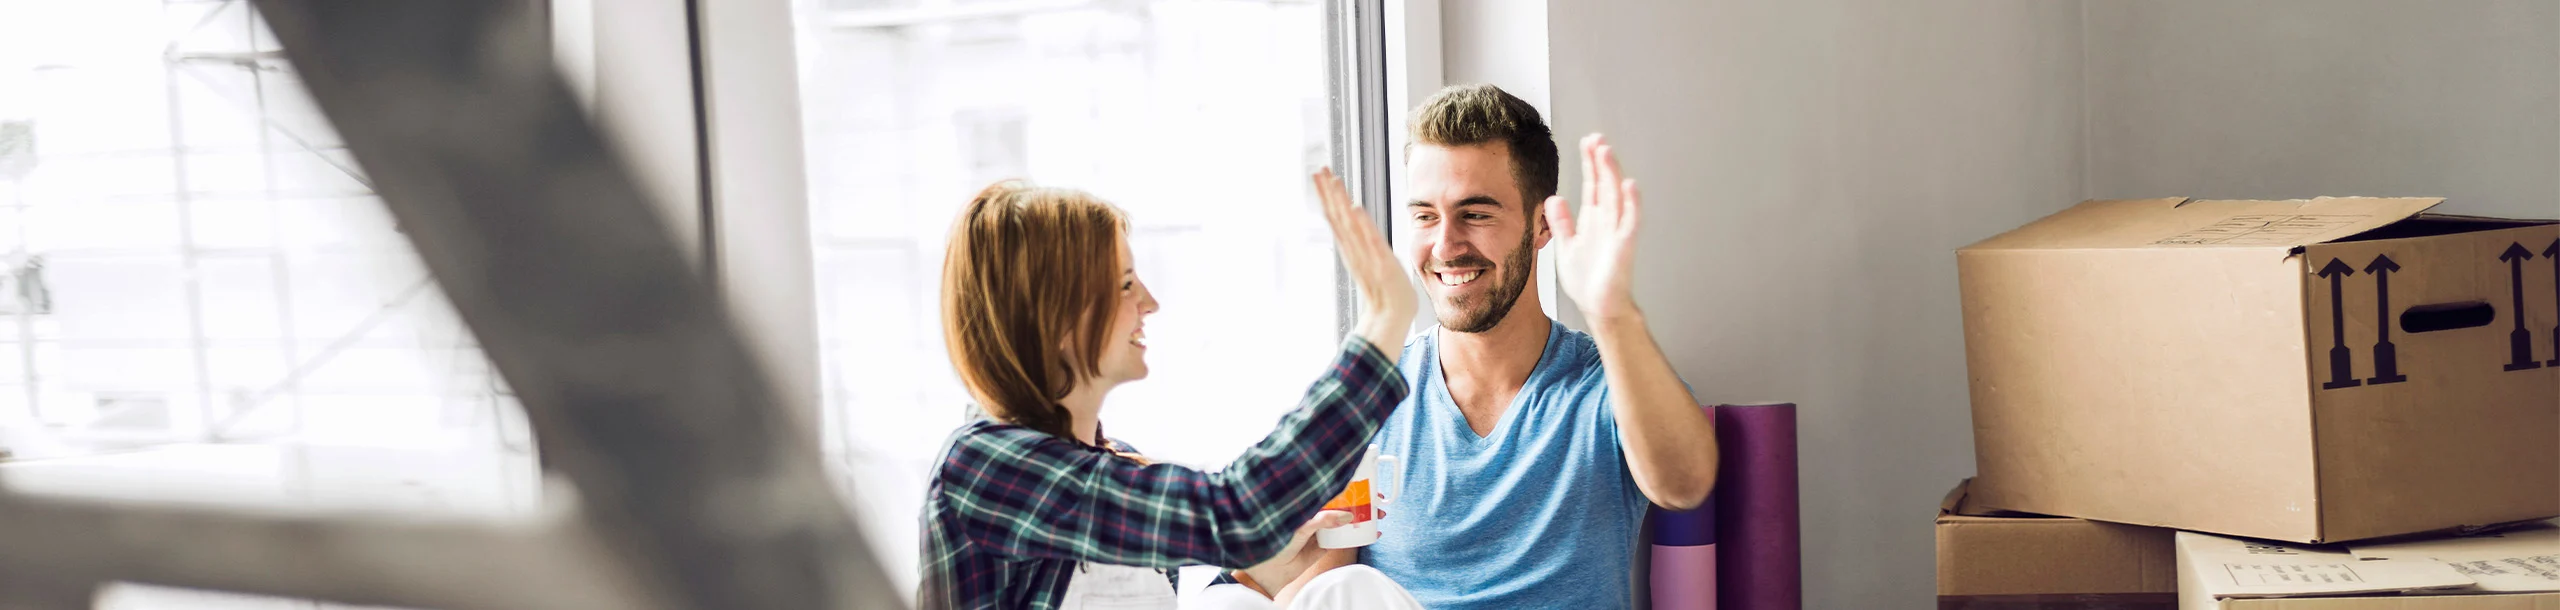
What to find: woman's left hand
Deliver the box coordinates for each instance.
[1239,509,1354,593]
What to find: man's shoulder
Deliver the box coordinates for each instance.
[1542,325,1609,387]
[1393,328,1433,383]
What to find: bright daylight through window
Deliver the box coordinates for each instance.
[791,0,1352,590]
[0,0,1364,604]
[0,1,538,607]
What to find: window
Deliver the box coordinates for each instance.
[0,0,1390,604]
[0,0,540,559]
[790,0,1382,592]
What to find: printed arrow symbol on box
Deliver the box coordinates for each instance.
[2319,258,2361,389]
[2501,243,2542,371]
[2546,239,2559,367]
[2364,254,2406,385]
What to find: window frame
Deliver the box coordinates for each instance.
[1328,0,1396,336]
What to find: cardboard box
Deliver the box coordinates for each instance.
[1938,480,2176,609]
[2175,523,2560,609]
[1961,197,2560,543]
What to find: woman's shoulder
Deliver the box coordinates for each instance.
[941,416,1047,453]
[932,417,1052,488]
[1101,437,1144,456]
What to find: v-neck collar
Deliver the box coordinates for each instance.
[1428,322,1562,446]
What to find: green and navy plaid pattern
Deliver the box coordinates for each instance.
[918,336,1407,610]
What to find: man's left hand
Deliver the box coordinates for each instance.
[1545,133,1645,323]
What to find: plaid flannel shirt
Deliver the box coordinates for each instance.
[918,335,1407,610]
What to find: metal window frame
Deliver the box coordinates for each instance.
[1329,0,1394,336]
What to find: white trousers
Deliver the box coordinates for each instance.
[1185,565,1426,610]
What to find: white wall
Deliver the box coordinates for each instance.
[1537,0,2088,607]
[2085,0,2560,220]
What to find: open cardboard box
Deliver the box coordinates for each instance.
[1963,197,2560,543]
[1938,479,2177,609]
[2176,521,2560,609]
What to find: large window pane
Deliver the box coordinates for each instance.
[0,0,537,529]
[792,0,1345,589]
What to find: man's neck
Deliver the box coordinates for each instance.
[1438,307,1553,389]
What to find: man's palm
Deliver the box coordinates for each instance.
[1546,134,1643,321]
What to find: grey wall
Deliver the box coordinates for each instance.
[1543,1,2086,607]
[1431,1,2557,607]
[2086,0,2560,219]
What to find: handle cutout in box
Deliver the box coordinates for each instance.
[2401,301,2495,333]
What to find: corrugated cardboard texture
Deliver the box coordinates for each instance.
[1964,245,2321,541]
[2303,226,2560,542]
[1937,516,2176,596]
[1965,198,2560,543]
[1940,480,2178,597]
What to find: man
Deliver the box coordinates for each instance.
[1221,84,1717,609]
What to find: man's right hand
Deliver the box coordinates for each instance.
[1315,167,1416,364]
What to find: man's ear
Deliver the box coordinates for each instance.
[1532,201,1555,249]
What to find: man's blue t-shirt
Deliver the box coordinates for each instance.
[1358,322,1648,610]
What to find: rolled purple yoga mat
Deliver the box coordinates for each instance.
[1714,403,1800,610]
[1651,490,1717,610]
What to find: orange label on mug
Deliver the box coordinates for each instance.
[1323,479,1372,522]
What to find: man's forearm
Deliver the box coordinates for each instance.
[1589,311,1718,510]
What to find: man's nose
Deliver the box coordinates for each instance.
[1427,222,1470,266]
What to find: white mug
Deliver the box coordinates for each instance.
[1316,444,1401,549]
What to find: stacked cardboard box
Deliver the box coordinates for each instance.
[1937,479,2175,609]
[2176,522,2560,608]
[1941,197,2560,608]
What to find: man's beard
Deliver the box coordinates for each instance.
[1433,227,1537,334]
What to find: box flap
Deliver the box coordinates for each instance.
[1961,197,2443,251]
[2178,531,2478,600]
[2348,521,2560,593]
[1943,478,2055,519]
[1942,479,1968,517]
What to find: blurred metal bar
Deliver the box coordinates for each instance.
[0,573,93,610]
[245,0,900,608]
[0,491,643,610]
[0,0,902,608]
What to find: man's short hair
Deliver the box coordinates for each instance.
[1409,84,1561,211]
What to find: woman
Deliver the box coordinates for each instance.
[920,169,1422,610]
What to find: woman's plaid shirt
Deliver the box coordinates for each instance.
[917,336,1407,609]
